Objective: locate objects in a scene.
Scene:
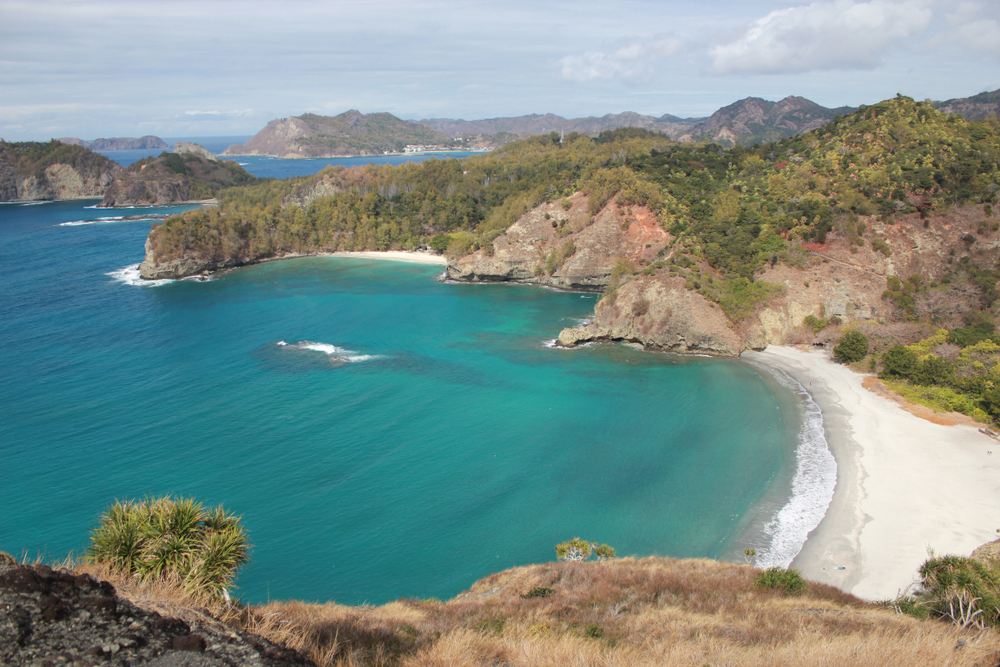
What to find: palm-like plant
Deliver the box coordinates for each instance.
[88,496,250,601]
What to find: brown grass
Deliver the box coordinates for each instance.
[193,557,999,667]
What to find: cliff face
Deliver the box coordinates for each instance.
[0,141,122,201]
[451,190,1000,357]
[556,275,746,355]
[100,176,191,207]
[138,235,239,280]
[446,193,671,290]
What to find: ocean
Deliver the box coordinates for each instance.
[0,151,833,605]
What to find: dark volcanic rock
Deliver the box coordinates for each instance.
[0,559,313,666]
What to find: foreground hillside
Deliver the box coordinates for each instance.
[7,554,996,667]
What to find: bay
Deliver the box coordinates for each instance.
[0,173,811,606]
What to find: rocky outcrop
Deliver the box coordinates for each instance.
[0,157,120,202]
[0,559,312,666]
[101,176,191,207]
[102,147,255,207]
[138,236,239,280]
[58,136,168,150]
[555,275,748,356]
[174,142,221,162]
[447,193,671,290]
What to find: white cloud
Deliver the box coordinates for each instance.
[559,35,682,83]
[932,2,1000,58]
[710,0,933,75]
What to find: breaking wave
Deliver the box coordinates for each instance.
[745,360,837,569]
[276,340,380,363]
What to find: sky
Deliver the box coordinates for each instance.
[1,0,998,141]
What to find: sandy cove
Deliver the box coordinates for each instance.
[326,251,447,265]
[744,346,1000,601]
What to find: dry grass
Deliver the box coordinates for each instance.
[207,557,1000,667]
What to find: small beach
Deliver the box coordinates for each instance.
[329,250,448,265]
[745,346,1000,601]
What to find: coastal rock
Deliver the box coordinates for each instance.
[556,275,747,356]
[101,176,191,207]
[138,236,237,280]
[0,560,313,666]
[174,142,221,162]
[102,150,255,207]
[0,141,122,201]
[447,193,671,290]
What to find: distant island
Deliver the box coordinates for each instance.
[57,135,168,151]
[221,110,465,158]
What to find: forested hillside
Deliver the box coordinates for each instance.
[144,96,1000,285]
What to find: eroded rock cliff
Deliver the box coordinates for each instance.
[0,141,121,201]
[446,193,671,290]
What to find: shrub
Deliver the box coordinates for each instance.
[754,567,807,593]
[881,345,919,379]
[895,556,1000,628]
[555,538,616,561]
[521,586,555,599]
[834,329,869,363]
[87,496,249,600]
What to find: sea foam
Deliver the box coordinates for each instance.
[279,340,380,363]
[745,360,837,569]
[106,264,172,287]
[60,216,127,226]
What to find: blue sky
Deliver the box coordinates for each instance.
[1,0,997,141]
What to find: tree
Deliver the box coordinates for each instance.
[833,329,869,364]
[881,345,919,379]
[87,496,250,601]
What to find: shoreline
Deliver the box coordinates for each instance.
[744,346,999,601]
[325,250,447,266]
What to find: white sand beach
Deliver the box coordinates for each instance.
[330,251,447,265]
[744,346,1000,601]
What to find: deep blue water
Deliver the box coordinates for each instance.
[98,136,485,179]
[0,195,815,606]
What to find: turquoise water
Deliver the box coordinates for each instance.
[0,199,807,605]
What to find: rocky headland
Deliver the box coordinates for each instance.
[446,193,1000,357]
[0,140,122,201]
[101,144,255,207]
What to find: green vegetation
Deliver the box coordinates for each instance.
[126,151,257,200]
[0,139,119,181]
[144,95,1000,341]
[871,321,1000,422]
[294,111,457,155]
[894,555,1000,629]
[754,567,807,593]
[87,496,249,600]
[834,329,869,363]
[554,538,616,562]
